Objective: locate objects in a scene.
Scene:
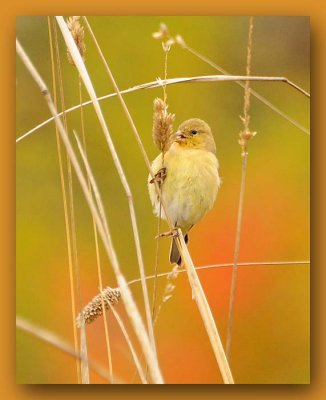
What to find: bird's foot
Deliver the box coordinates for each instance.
[149,167,167,188]
[155,227,179,239]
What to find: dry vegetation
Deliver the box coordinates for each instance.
[16,16,310,384]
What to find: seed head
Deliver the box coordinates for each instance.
[66,16,86,66]
[76,287,120,327]
[152,98,175,153]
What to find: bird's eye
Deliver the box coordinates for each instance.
[191,130,198,135]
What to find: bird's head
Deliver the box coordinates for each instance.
[174,118,216,153]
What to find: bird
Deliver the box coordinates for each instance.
[148,118,221,265]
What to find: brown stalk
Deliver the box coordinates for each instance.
[226,16,255,361]
[80,17,158,366]
[53,19,90,383]
[17,73,310,143]
[16,316,120,383]
[47,17,81,383]
[16,37,163,384]
[80,17,234,384]
[66,14,114,381]
[175,34,310,135]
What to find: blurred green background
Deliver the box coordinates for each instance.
[16,16,309,384]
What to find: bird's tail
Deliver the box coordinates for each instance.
[169,233,189,265]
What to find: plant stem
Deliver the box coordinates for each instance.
[226,16,254,362]
[16,37,164,384]
[47,17,81,383]
[16,73,310,143]
[226,153,248,360]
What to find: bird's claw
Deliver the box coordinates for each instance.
[155,228,179,239]
[150,167,167,188]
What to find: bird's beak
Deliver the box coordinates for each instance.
[175,130,187,143]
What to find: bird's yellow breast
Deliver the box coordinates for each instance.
[148,143,221,232]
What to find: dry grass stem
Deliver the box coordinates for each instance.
[174,34,310,135]
[226,16,254,361]
[152,23,175,103]
[129,260,310,286]
[150,206,162,326]
[226,154,248,361]
[49,19,164,383]
[52,20,90,383]
[76,287,121,327]
[176,229,234,383]
[92,218,114,382]
[153,264,180,324]
[76,56,114,378]
[81,260,309,324]
[89,261,309,289]
[66,16,86,66]
[75,81,93,383]
[72,129,159,383]
[74,130,148,383]
[65,92,90,384]
[152,98,175,153]
[73,132,110,237]
[16,37,163,384]
[17,73,310,144]
[238,17,256,155]
[81,16,233,383]
[18,18,308,384]
[150,24,175,362]
[79,121,115,381]
[153,24,234,383]
[16,316,120,383]
[47,17,82,383]
[108,303,148,384]
[82,16,158,362]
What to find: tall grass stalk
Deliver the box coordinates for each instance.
[55,17,163,381]
[56,16,158,366]
[226,16,255,361]
[47,17,82,383]
[16,17,310,385]
[175,36,310,135]
[17,73,310,144]
[16,38,164,384]
[92,213,114,382]
[150,31,174,329]
[84,17,156,358]
[108,303,148,384]
[73,24,113,380]
[52,19,90,383]
[77,75,96,383]
[78,16,234,384]
[177,229,234,383]
[83,17,157,359]
[16,316,117,383]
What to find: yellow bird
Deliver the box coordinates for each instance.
[148,118,221,265]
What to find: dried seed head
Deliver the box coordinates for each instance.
[66,16,86,66]
[76,287,121,327]
[152,23,175,53]
[175,34,186,48]
[167,264,180,280]
[162,38,175,53]
[238,127,257,155]
[162,294,173,303]
[152,23,170,41]
[153,263,181,324]
[152,98,175,153]
[161,265,180,304]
